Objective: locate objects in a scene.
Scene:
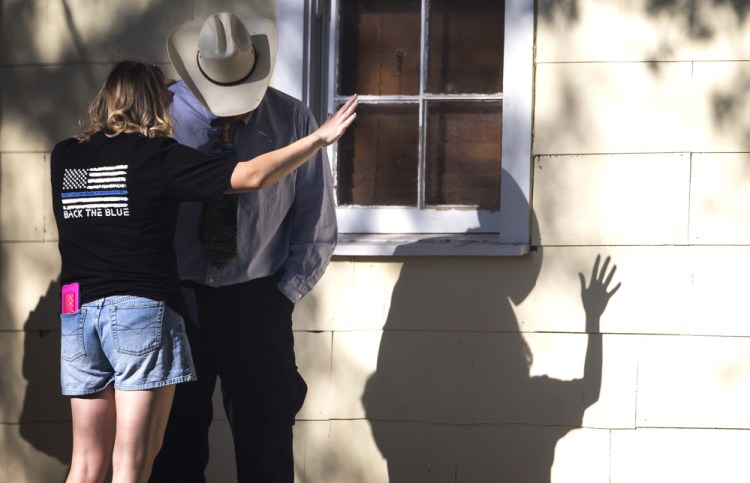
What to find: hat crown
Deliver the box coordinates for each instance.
[167,12,278,116]
[197,12,255,85]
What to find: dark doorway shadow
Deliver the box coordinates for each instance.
[361,177,620,482]
[19,278,72,465]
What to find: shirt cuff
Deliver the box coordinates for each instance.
[278,274,305,304]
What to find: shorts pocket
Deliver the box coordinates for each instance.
[110,300,164,356]
[60,310,87,362]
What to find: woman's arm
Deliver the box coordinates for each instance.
[227,95,358,193]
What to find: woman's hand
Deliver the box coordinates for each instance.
[579,254,621,326]
[229,95,359,193]
[313,95,359,147]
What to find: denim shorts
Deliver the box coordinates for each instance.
[59,295,196,396]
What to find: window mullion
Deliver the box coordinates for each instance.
[423,93,504,101]
[418,0,429,210]
[328,0,340,202]
[332,95,421,103]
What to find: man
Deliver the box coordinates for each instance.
[150,12,337,483]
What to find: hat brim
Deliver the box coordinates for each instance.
[167,16,278,117]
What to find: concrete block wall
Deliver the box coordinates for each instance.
[4,0,750,482]
[0,1,272,482]
[291,1,750,482]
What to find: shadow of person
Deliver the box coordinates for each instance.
[361,184,620,482]
[19,278,72,464]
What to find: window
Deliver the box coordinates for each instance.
[320,0,533,255]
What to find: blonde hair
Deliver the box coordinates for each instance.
[77,61,173,141]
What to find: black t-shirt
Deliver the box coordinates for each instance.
[50,132,237,314]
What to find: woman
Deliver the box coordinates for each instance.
[50,60,356,483]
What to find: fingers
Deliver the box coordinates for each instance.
[316,95,359,145]
[325,96,359,125]
[607,282,622,297]
[599,256,611,280]
[340,108,357,127]
[591,254,622,298]
[591,254,600,282]
[603,263,617,287]
[341,94,358,111]
[332,95,359,131]
[335,94,359,120]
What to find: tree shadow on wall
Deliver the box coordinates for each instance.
[538,0,580,25]
[645,0,750,39]
[361,179,621,482]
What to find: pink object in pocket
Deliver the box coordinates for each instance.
[61,283,79,314]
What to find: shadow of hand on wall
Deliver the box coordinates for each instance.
[19,278,72,464]
[361,184,621,483]
[580,255,621,331]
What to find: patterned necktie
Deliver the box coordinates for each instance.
[198,118,238,267]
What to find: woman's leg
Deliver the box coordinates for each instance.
[111,385,175,483]
[67,386,116,483]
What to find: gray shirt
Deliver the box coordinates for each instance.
[170,81,337,303]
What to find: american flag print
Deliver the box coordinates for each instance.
[61,164,130,218]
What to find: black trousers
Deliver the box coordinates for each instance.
[150,275,308,483]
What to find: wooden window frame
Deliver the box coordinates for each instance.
[300,0,534,255]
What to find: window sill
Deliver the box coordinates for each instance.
[333,234,530,257]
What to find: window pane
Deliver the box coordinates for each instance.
[339,0,421,96]
[427,0,504,94]
[425,101,501,207]
[337,104,419,206]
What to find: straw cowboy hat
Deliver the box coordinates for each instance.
[167,12,278,116]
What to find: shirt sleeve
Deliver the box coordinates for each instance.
[278,109,338,303]
[161,138,237,202]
